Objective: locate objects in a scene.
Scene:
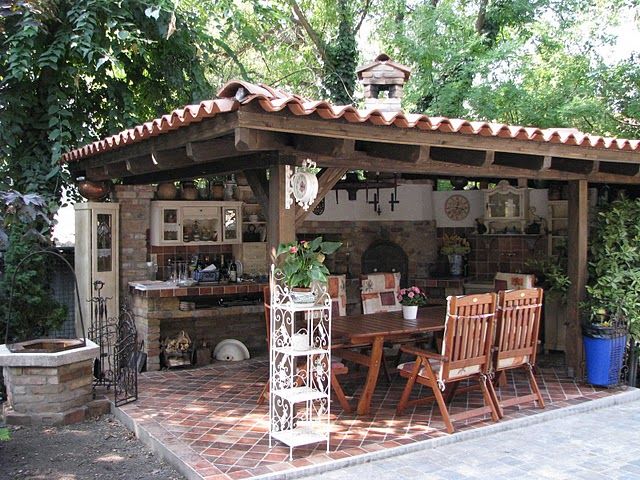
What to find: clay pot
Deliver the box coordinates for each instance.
[77,179,110,201]
[211,184,224,200]
[180,181,198,200]
[157,182,177,200]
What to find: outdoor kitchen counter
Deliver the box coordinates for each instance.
[128,280,269,371]
[128,280,268,298]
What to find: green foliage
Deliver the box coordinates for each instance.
[0,427,10,441]
[276,236,342,288]
[374,0,640,138]
[0,190,66,342]
[526,252,570,299]
[585,198,640,341]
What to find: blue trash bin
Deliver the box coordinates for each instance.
[583,324,627,387]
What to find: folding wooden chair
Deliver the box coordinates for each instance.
[257,286,351,413]
[396,293,500,433]
[490,288,545,418]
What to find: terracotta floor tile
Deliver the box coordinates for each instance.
[120,357,623,479]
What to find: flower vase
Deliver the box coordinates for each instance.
[448,254,464,276]
[402,305,418,320]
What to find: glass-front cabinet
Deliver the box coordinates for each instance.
[223,206,240,242]
[483,180,529,234]
[151,201,242,245]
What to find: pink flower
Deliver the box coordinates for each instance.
[397,294,403,301]
[289,246,298,254]
[408,292,415,298]
[412,286,420,293]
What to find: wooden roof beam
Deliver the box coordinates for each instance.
[121,153,273,185]
[237,110,640,164]
[76,113,239,169]
[354,140,420,162]
[295,167,348,226]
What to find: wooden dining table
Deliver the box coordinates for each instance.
[331,305,446,415]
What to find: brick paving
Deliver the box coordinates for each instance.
[303,398,640,480]
[116,357,629,480]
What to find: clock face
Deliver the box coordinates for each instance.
[445,194,470,221]
[292,173,308,199]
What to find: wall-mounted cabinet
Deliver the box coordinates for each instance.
[151,201,242,246]
[483,180,529,234]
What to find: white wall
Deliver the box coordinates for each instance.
[309,184,552,228]
[309,184,434,221]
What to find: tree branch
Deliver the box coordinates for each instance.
[354,0,373,33]
[288,0,330,66]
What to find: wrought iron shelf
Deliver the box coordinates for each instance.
[272,386,327,403]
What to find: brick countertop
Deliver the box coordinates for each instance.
[128,281,268,298]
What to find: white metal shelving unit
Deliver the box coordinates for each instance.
[269,267,332,460]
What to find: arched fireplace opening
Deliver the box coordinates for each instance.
[361,240,409,288]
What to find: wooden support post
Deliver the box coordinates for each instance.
[566,180,588,378]
[267,162,296,262]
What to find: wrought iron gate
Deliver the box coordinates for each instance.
[89,281,138,406]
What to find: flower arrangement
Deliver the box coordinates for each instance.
[397,286,428,306]
[276,236,342,288]
[440,233,471,255]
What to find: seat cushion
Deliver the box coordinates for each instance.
[397,359,440,379]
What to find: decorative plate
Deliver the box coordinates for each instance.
[444,194,470,221]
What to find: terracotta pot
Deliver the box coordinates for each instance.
[211,184,224,200]
[180,181,198,200]
[77,180,110,201]
[156,182,177,200]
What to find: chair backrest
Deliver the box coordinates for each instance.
[494,272,536,292]
[327,274,347,317]
[440,292,497,382]
[494,288,544,370]
[360,272,402,314]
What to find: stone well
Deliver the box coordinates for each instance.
[0,339,103,426]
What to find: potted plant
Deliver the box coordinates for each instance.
[583,197,640,387]
[275,236,341,303]
[397,286,428,320]
[526,246,570,352]
[440,234,470,276]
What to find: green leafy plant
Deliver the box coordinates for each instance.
[0,190,67,343]
[584,198,640,340]
[526,249,570,300]
[0,427,10,442]
[397,286,428,307]
[276,237,342,288]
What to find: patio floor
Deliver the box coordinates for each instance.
[116,356,624,480]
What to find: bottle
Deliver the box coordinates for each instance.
[220,254,228,281]
[229,259,237,282]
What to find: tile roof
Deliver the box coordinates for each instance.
[61,79,640,163]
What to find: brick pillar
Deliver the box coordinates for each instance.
[113,185,155,302]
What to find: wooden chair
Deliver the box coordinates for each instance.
[396,293,500,434]
[257,286,352,413]
[490,288,545,418]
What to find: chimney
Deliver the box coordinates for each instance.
[356,53,411,112]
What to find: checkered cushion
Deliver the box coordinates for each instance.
[360,272,401,314]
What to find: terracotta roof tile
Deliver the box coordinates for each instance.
[61,80,640,163]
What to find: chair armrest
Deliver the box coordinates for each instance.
[400,345,447,362]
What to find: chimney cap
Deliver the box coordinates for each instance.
[356,53,412,81]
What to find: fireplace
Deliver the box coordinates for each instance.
[361,240,408,287]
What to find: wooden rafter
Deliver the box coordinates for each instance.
[295,167,348,226]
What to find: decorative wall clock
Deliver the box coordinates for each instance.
[444,194,470,221]
[285,159,319,211]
